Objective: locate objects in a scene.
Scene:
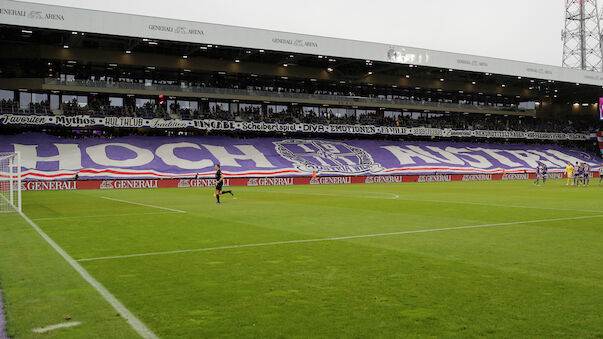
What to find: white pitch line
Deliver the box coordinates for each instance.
[16,209,158,339]
[76,214,603,263]
[100,196,186,213]
[32,211,181,221]
[32,321,82,333]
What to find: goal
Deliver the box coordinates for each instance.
[0,152,22,213]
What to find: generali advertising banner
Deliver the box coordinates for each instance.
[19,172,579,191]
[0,114,591,141]
[0,133,600,181]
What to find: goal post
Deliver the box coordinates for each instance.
[0,152,22,213]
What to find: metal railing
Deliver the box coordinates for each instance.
[0,104,51,115]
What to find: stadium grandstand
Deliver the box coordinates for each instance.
[0,0,602,180]
[1,0,603,338]
[0,0,601,138]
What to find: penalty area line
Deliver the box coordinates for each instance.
[15,210,158,339]
[76,214,603,263]
[100,196,186,213]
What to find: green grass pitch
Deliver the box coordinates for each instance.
[1,179,603,338]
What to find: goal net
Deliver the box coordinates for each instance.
[0,152,22,213]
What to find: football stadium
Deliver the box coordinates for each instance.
[1,0,603,338]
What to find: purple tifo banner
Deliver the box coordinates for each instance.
[0,133,600,180]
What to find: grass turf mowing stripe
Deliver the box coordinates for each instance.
[31,211,182,221]
[250,190,400,200]
[100,196,187,213]
[384,197,603,213]
[256,188,603,213]
[75,214,603,262]
[14,209,159,339]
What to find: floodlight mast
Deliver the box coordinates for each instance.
[562,0,603,72]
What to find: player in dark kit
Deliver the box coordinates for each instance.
[214,164,233,204]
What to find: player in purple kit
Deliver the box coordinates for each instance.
[534,163,542,185]
[575,163,584,186]
[583,163,590,187]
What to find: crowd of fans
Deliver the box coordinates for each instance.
[65,76,529,113]
[0,97,597,134]
[386,113,588,134]
[0,99,51,115]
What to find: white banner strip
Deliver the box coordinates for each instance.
[0,114,591,141]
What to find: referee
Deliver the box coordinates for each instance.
[214,164,233,204]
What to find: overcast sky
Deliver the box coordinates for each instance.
[21,0,566,66]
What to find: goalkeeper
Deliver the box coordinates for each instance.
[565,162,574,186]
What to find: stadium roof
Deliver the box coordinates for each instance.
[1,0,603,88]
